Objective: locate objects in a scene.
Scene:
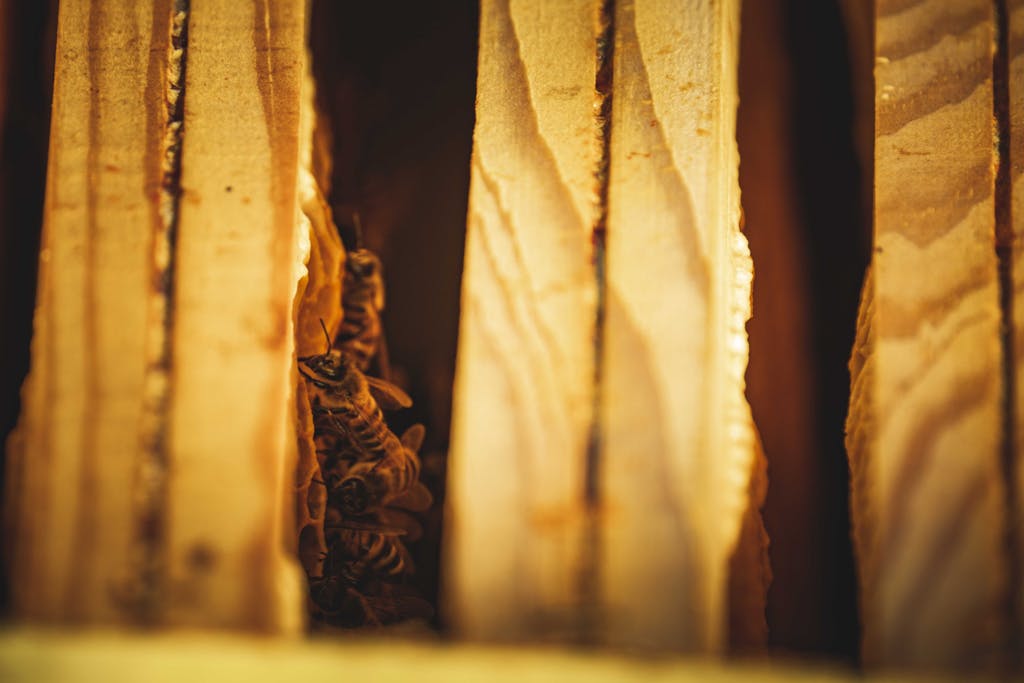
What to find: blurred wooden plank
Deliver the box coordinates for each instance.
[848,0,1006,669]
[0,630,877,683]
[164,0,307,632]
[600,0,753,653]
[445,0,601,641]
[4,0,173,623]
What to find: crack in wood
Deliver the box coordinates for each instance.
[992,0,1021,670]
[578,0,615,645]
[132,0,190,625]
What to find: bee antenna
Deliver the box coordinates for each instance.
[352,212,364,250]
[319,318,333,355]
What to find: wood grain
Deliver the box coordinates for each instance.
[447,0,756,650]
[600,0,752,653]
[6,0,313,631]
[848,0,1006,669]
[4,0,173,623]
[164,0,307,632]
[444,0,601,641]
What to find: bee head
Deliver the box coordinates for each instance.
[299,348,348,381]
[347,249,380,279]
[298,319,355,386]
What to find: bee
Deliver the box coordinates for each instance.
[336,424,432,516]
[337,215,388,376]
[310,520,431,627]
[299,325,430,515]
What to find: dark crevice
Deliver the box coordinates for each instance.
[579,0,614,645]
[739,0,866,662]
[132,0,189,624]
[992,0,1020,670]
[784,0,866,660]
[309,1,478,629]
[0,0,56,618]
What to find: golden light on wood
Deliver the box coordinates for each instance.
[5,0,316,632]
[846,0,1023,671]
[445,0,761,654]
[4,0,1024,678]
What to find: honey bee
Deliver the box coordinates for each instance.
[310,520,431,626]
[299,327,430,515]
[337,215,388,375]
[336,424,432,515]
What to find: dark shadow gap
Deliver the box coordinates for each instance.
[739,0,867,663]
[308,0,479,629]
[0,0,58,618]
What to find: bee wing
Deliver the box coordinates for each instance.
[364,376,413,409]
[387,481,433,513]
[399,424,425,453]
[361,594,434,625]
[369,583,434,623]
[373,506,424,541]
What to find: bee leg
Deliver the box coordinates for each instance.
[324,409,350,439]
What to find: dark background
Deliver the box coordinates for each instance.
[0,0,869,663]
[0,0,57,620]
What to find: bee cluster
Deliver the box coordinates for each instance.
[298,245,433,628]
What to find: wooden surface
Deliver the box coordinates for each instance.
[445,0,600,641]
[847,0,1007,669]
[4,0,173,623]
[600,0,751,652]
[5,0,311,632]
[164,0,306,632]
[0,631,896,683]
[446,0,756,651]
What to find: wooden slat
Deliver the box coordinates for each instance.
[445,0,600,641]
[0,630,874,683]
[600,0,751,653]
[4,0,172,622]
[848,0,1006,669]
[164,0,306,632]
[447,0,756,650]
